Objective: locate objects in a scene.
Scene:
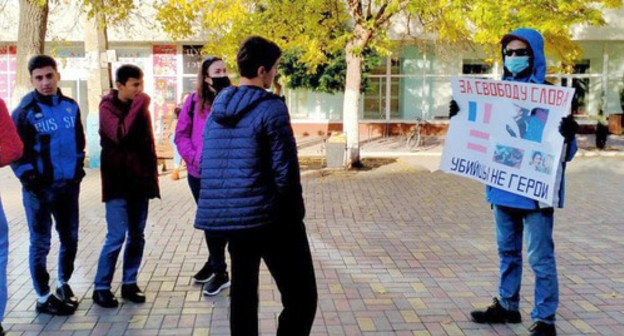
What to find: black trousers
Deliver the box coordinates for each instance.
[228,219,318,336]
[188,175,227,273]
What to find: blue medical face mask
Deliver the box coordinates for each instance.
[505,56,530,76]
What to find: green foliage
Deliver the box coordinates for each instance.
[279,48,382,93]
[154,0,623,85]
[80,0,136,27]
[409,0,623,67]
[155,0,350,68]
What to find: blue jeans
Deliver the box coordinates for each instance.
[94,197,149,290]
[171,135,182,168]
[188,175,228,274]
[22,184,80,296]
[0,197,9,323]
[494,205,558,323]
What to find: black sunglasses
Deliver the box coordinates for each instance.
[504,48,530,57]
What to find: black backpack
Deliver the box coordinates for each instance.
[188,93,197,120]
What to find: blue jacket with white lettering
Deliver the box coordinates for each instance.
[486,28,576,209]
[11,89,86,186]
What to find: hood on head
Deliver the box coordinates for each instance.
[501,28,546,83]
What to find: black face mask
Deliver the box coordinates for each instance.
[211,76,231,93]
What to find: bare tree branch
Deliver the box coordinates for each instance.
[356,0,363,18]
[346,0,363,22]
[373,1,388,24]
[375,0,410,27]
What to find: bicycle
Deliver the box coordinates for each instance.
[405,118,430,150]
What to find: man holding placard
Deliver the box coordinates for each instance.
[446,28,578,336]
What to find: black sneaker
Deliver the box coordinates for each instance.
[0,323,5,336]
[56,284,79,309]
[93,289,119,308]
[202,273,230,296]
[530,321,557,336]
[470,298,522,324]
[121,284,146,303]
[36,294,75,315]
[193,262,214,283]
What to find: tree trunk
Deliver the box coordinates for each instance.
[13,0,49,108]
[84,11,111,168]
[342,30,368,167]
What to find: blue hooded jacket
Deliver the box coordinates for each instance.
[194,85,304,232]
[486,28,577,209]
[11,89,86,185]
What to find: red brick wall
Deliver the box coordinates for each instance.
[292,122,451,140]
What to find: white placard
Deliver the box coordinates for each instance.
[440,77,575,206]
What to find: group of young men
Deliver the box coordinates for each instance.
[2,29,577,336]
[8,55,158,315]
[4,36,318,335]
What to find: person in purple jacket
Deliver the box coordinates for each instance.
[175,57,231,296]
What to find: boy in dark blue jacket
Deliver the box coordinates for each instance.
[11,55,85,316]
[195,36,317,335]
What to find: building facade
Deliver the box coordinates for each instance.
[1,2,623,142]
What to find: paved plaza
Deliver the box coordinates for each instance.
[0,156,623,335]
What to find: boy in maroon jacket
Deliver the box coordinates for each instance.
[93,65,159,308]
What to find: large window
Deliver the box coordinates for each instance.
[362,77,385,119]
[363,45,471,121]
[0,45,16,107]
[182,45,202,96]
[362,75,399,120]
[152,45,178,143]
[561,61,591,115]
[606,43,624,115]
[462,59,492,75]
[361,57,400,120]
[286,89,343,121]
[554,42,605,117]
[287,41,624,121]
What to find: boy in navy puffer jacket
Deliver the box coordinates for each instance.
[11,55,85,316]
[195,36,317,335]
